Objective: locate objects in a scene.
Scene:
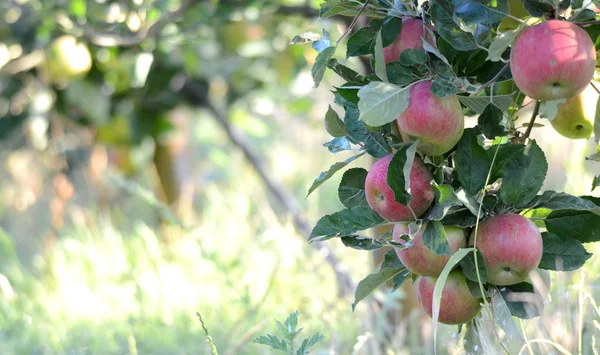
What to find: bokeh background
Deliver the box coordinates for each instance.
[1,0,600,354]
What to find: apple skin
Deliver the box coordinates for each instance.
[45,35,92,84]
[550,84,598,139]
[383,18,433,64]
[393,222,467,276]
[469,214,543,286]
[365,154,434,221]
[416,270,482,325]
[510,20,596,101]
[396,81,464,156]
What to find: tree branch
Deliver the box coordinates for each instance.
[471,63,509,96]
[181,80,355,297]
[522,100,541,142]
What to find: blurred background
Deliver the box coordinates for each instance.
[1,0,600,354]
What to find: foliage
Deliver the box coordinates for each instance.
[254,311,325,355]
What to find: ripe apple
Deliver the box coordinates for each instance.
[510,20,596,101]
[365,154,434,221]
[396,81,464,156]
[383,18,433,64]
[416,270,482,325]
[469,214,543,286]
[550,84,598,139]
[44,35,92,85]
[393,222,467,276]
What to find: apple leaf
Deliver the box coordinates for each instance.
[460,249,488,283]
[324,105,346,137]
[453,0,509,25]
[484,288,527,352]
[486,29,519,62]
[324,137,352,153]
[346,27,376,58]
[327,59,369,85]
[352,267,410,311]
[422,221,452,255]
[431,79,462,98]
[310,205,385,241]
[373,31,388,83]
[311,46,336,88]
[499,140,548,206]
[486,143,524,182]
[344,107,392,158]
[373,16,403,47]
[430,0,478,51]
[427,184,463,220]
[386,62,417,86]
[341,235,384,250]
[338,167,368,208]
[357,81,410,127]
[399,49,428,67]
[478,103,507,139]
[593,175,600,191]
[569,8,596,22]
[440,208,479,227]
[306,152,364,197]
[539,98,566,121]
[498,282,540,319]
[458,94,514,115]
[525,191,599,212]
[594,95,600,145]
[381,248,403,269]
[544,210,600,244]
[454,128,492,195]
[387,141,418,205]
[431,248,474,349]
[523,0,555,17]
[538,232,592,271]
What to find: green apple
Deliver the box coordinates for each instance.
[550,84,598,140]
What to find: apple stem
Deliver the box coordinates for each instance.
[522,100,541,142]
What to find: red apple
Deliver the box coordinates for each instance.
[510,20,596,101]
[469,214,543,286]
[393,222,467,276]
[365,154,434,221]
[383,18,433,64]
[396,81,464,156]
[416,270,482,325]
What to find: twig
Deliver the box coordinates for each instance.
[573,19,600,27]
[471,63,510,96]
[196,311,219,355]
[522,100,541,142]
[591,81,600,95]
[181,80,356,297]
[336,0,371,46]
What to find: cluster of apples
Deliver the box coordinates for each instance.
[364,17,597,325]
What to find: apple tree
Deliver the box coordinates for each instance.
[298,0,600,351]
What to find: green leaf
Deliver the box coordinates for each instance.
[478,103,507,139]
[523,0,554,17]
[454,0,509,25]
[440,208,478,227]
[487,288,527,351]
[324,105,346,137]
[69,0,86,17]
[254,335,287,351]
[379,16,403,47]
[335,86,360,106]
[427,185,463,220]
[486,143,524,181]
[594,95,600,145]
[459,249,488,283]
[374,31,389,83]
[386,62,416,86]
[341,235,384,250]
[465,278,488,298]
[381,249,404,269]
[290,31,323,45]
[431,0,478,51]
[499,140,548,206]
[458,94,514,115]
[593,176,600,191]
[338,167,368,208]
[311,46,336,88]
[346,27,376,58]
[527,191,599,211]
[307,152,364,197]
[344,108,392,158]
[456,188,481,216]
[387,141,418,205]
[539,99,567,121]
[352,267,407,311]
[65,81,110,125]
[357,81,410,127]
[423,221,451,255]
[545,210,600,244]
[310,205,385,241]
[324,137,352,153]
[486,29,519,62]
[454,128,492,195]
[539,232,592,271]
[399,49,428,67]
[431,79,462,98]
[297,333,325,355]
[327,58,369,85]
[569,8,597,22]
[498,282,540,319]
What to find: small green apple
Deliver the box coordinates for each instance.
[550,84,598,140]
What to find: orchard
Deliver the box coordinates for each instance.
[300,0,600,351]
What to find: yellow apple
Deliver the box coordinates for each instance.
[44,35,92,85]
[550,84,598,140]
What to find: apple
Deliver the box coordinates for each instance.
[396,81,464,156]
[365,154,434,221]
[416,270,482,325]
[393,222,467,276]
[550,84,598,139]
[510,20,596,101]
[383,18,433,64]
[44,35,92,85]
[469,214,543,286]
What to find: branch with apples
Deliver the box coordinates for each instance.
[293,0,600,350]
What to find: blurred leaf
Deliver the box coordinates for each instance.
[312,29,331,53]
[593,176,600,191]
[254,335,287,351]
[374,31,388,82]
[69,0,86,17]
[594,96,600,145]
[338,167,368,208]
[478,103,507,139]
[569,8,596,22]
[310,205,385,241]
[454,129,492,195]
[454,0,509,25]
[307,152,364,197]
[498,282,540,319]
[296,333,325,355]
[539,99,567,121]
[312,46,336,87]
[327,59,369,85]
[387,141,418,205]
[65,81,110,125]
[324,105,346,137]
[458,94,514,114]
[290,31,322,45]
[357,81,410,126]
[341,235,384,250]
[539,232,592,271]
[499,140,547,206]
[423,221,451,255]
[324,137,352,153]
[352,267,407,311]
[545,210,600,243]
[523,0,554,16]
